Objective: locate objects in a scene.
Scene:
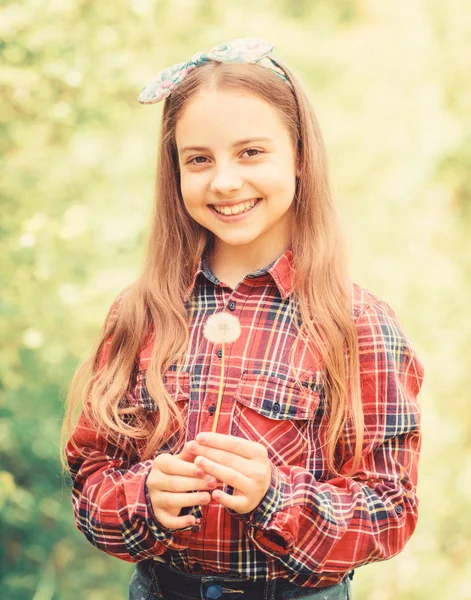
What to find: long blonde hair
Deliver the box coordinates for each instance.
[61,58,364,476]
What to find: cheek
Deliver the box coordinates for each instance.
[179,173,202,206]
[257,151,296,183]
[257,164,296,198]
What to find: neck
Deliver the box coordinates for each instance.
[208,237,292,286]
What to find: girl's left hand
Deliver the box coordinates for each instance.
[186,432,272,514]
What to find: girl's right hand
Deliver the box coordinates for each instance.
[146,442,217,530]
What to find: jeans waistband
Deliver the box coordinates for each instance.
[140,559,353,600]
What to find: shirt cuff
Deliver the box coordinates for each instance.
[228,465,293,556]
[143,464,194,550]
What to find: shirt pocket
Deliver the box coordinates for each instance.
[130,368,190,458]
[231,372,322,468]
[131,368,191,413]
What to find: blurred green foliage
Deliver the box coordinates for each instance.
[1,1,470,598]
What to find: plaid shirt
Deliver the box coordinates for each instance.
[66,248,424,589]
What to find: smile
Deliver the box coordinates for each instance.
[210,198,262,219]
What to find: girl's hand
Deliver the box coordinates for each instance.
[147,443,218,530]
[187,433,272,515]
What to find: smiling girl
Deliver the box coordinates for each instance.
[62,38,424,600]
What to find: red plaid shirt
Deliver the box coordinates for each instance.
[66,248,424,588]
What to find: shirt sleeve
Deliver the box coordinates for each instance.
[65,300,193,563]
[233,299,424,576]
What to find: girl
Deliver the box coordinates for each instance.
[62,38,424,600]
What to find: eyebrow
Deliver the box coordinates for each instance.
[179,137,274,155]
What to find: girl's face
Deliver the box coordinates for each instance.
[175,89,297,256]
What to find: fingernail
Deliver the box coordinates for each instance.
[197,433,208,444]
[187,441,198,452]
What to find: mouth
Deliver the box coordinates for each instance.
[209,198,262,220]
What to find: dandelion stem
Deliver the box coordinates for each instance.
[212,343,225,432]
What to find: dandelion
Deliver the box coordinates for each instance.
[203,312,241,432]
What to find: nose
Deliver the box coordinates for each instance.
[209,162,243,196]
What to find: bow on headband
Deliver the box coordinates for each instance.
[137,37,288,105]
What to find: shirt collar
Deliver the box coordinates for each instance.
[184,246,294,301]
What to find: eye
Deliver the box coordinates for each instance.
[242,148,262,158]
[187,155,209,165]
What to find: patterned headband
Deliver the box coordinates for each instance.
[137,37,288,105]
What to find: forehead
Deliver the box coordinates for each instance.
[175,89,291,147]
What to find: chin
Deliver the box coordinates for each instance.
[214,233,261,246]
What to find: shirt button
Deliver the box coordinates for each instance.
[216,349,223,358]
[254,509,264,522]
[205,584,223,599]
[228,301,236,311]
[395,505,403,514]
[193,562,202,573]
[272,402,280,413]
[208,404,216,415]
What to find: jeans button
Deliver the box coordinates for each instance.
[205,583,223,599]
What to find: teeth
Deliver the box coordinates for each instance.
[214,199,258,215]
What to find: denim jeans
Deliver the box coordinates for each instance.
[129,559,353,600]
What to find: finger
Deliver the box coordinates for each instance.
[155,490,211,510]
[153,453,204,478]
[158,475,218,493]
[195,432,267,460]
[187,441,250,475]
[211,488,248,513]
[194,456,250,492]
[177,442,199,463]
[153,510,197,530]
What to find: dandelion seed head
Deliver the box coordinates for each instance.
[203,312,241,344]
